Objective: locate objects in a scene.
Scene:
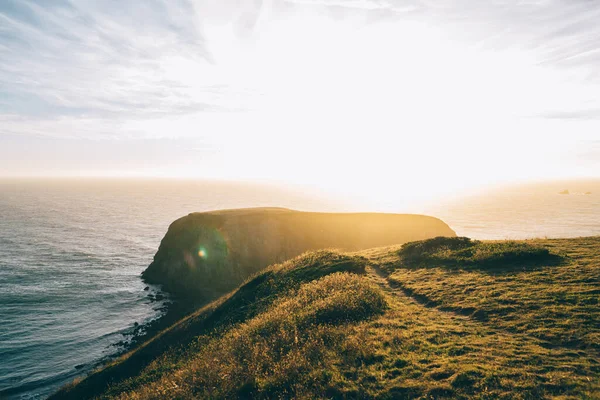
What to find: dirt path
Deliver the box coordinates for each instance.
[366,265,472,321]
[365,264,600,362]
[361,264,599,398]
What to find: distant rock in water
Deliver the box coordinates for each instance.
[559,189,569,195]
[142,208,456,302]
[585,191,592,195]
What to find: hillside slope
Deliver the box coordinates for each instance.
[142,208,456,302]
[53,236,600,399]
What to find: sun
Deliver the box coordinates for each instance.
[150,10,593,211]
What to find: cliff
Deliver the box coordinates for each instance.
[142,208,456,301]
[52,237,599,399]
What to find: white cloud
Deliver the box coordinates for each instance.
[0,0,598,184]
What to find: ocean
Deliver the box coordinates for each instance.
[425,180,600,240]
[0,178,598,399]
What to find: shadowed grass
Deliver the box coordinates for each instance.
[396,236,564,272]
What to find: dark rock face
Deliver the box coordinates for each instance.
[142,208,456,302]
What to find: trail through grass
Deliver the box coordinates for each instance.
[53,237,600,399]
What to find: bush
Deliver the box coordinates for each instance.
[397,237,562,271]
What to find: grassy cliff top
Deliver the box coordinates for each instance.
[142,208,456,302]
[53,236,599,400]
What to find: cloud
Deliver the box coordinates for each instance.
[0,0,599,181]
[1,1,598,122]
[287,0,600,72]
[0,0,244,120]
[542,109,600,121]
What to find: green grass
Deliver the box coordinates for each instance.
[53,237,600,399]
[114,273,386,399]
[381,237,599,351]
[395,236,563,272]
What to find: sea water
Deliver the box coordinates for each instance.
[0,178,598,399]
[426,180,600,240]
[0,179,337,399]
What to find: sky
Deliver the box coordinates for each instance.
[1,0,599,203]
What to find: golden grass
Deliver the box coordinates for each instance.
[382,237,599,350]
[53,237,600,399]
[115,273,386,399]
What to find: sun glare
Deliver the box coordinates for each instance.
[15,3,592,211]
[132,9,593,210]
[198,248,207,259]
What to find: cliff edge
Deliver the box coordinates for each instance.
[142,208,456,301]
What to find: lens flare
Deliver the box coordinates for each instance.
[198,248,207,259]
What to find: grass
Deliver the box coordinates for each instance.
[380,237,599,351]
[51,251,378,399]
[114,273,386,399]
[53,237,600,399]
[394,236,563,272]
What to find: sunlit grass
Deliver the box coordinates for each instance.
[53,237,600,399]
[384,237,599,351]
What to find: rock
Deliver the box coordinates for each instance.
[143,286,150,291]
[559,189,569,195]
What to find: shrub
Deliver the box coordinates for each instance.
[397,236,562,271]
